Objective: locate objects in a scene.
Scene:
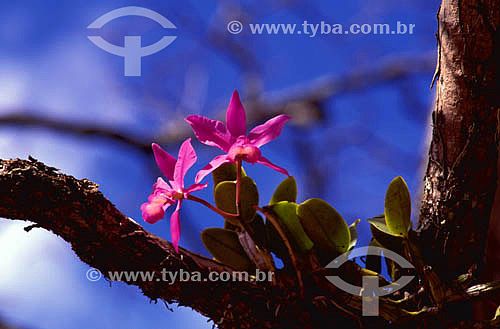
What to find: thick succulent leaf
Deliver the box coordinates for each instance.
[214,176,259,223]
[214,181,239,225]
[238,177,259,222]
[367,215,397,236]
[271,202,314,253]
[367,215,404,252]
[348,219,360,251]
[212,162,246,189]
[201,228,255,271]
[270,176,297,205]
[297,198,350,254]
[367,217,404,281]
[384,176,412,237]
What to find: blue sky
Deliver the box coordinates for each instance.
[0,1,437,328]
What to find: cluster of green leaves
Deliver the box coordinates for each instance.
[201,169,456,322]
[201,163,414,282]
[201,163,359,272]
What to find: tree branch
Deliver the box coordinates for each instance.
[0,157,363,329]
[2,157,500,328]
[0,157,272,328]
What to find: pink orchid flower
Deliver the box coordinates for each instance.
[141,138,207,252]
[186,90,291,183]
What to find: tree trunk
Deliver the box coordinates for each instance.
[418,0,500,281]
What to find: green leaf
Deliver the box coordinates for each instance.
[367,215,404,252]
[270,202,314,253]
[214,176,259,223]
[384,176,412,237]
[297,198,350,254]
[367,214,396,236]
[348,219,360,251]
[214,181,239,225]
[212,162,246,189]
[201,228,255,272]
[270,176,297,205]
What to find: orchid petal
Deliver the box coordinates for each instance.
[174,138,197,188]
[185,183,208,194]
[141,203,164,224]
[195,155,231,184]
[141,193,170,224]
[256,156,290,176]
[170,200,182,253]
[152,143,176,180]
[248,114,291,147]
[162,202,173,211]
[185,115,232,152]
[168,179,180,192]
[225,90,246,137]
[153,177,173,193]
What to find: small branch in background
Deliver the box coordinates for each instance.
[0,113,152,153]
[0,318,32,329]
[0,54,434,155]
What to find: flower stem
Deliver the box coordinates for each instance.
[186,195,239,219]
[256,206,304,297]
[236,159,242,216]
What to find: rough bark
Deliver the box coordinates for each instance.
[418,0,500,283]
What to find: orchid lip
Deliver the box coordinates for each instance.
[228,143,261,163]
[172,191,184,200]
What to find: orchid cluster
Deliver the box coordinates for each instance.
[140,90,413,293]
[141,91,291,252]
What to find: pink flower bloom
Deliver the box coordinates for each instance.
[141,138,207,252]
[186,90,291,183]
